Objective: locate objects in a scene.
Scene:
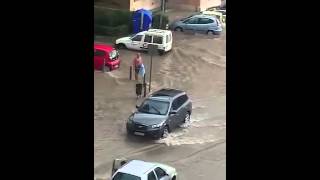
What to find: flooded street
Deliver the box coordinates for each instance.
[94,31,226,180]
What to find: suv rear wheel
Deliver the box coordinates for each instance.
[207,30,215,35]
[174,27,183,32]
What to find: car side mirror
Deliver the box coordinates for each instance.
[136,105,139,109]
[169,110,177,115]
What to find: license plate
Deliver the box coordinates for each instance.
[114,65,119,68]
[134,132,145,136]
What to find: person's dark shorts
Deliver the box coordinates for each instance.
[135,67,140,74]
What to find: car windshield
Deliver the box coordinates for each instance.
[113,172,141,180]
[138,99,169,115]
[130,34,137,38]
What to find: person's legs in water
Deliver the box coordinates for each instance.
[135,68,139,80]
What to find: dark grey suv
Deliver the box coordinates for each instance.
[126,89,192,139]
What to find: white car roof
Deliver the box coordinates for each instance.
[137,29,171,37]
[194,14,217,19]
[117,160,156,177]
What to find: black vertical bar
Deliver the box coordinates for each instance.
[102,58,106,73]
[129,66,132,80]
[143,74,146,97]
[149,54,153,92]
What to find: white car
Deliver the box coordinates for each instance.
[115,29,173,55]
[111,159,177,180]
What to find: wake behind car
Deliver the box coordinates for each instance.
[111,159,177,180]
[127,89,192,139]
[94,43,120,71]
[115,29,172,55]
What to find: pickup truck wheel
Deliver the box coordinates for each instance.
[184,112,191,123]
[158,50,165,56]
[117,43,126,49]
[161,126,169,138]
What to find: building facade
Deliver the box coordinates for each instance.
[95,0,161,12]
[167,0,222,11]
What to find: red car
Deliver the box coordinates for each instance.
[94,43,120,71]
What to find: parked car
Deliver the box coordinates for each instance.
[111,159,177,180]
[201,10,226,24]
[171,14,222,35]
[126,88,192,139]
[115,29,172,55]
[94,43,120,71]
[215,10,226,15]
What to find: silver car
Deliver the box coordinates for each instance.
[126,88,192,139]
[170,14,222,35]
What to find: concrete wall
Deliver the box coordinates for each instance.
[94,0,130,10]
[199,0,221,11]
[167,0,199,11]
[130,0,161,11]
[168,0,221,11]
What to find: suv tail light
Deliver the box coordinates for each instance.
[216,19,221,26]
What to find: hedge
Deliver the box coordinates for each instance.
[94,24,129,36]
[94,7,133,35]
[152,13,169,29]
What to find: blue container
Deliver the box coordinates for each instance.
[132,9,152,34]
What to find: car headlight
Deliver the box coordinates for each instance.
[151,124,162,128]
[127,116,133,124]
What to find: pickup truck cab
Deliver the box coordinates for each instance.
[115,29,172,55]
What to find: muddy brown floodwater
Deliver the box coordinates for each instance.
[94,31,226,180]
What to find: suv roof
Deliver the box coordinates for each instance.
[151,88,184,98]
[117,160,156,177]
[193,14,217,19]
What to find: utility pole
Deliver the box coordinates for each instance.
[147,44,158,92]
[159,0,166,29]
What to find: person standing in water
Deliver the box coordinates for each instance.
[133,53,143,80]
[135,58,146,99]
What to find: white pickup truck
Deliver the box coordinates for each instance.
[110,158,177,180]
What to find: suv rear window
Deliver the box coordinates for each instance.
[173,94,188,110]
[198,18,214,24]
[153,36,163,44]
[113,172,141,180]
